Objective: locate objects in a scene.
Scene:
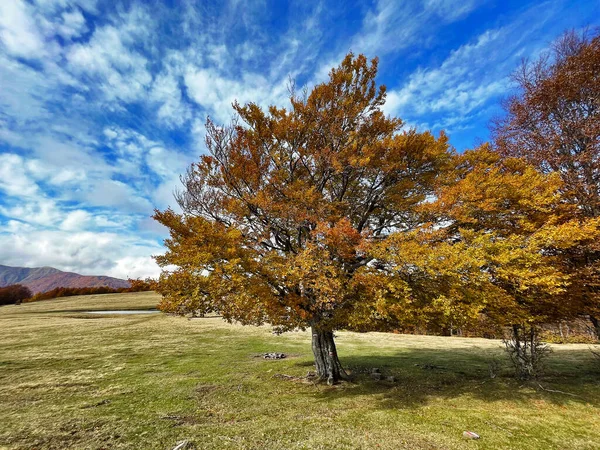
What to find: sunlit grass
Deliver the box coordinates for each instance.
[1,292,600,449]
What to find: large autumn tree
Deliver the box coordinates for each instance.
[492,30,600,336]
[154,54,453,383]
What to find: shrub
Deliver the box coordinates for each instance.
[0,285,32,305]
[504,325,551,380]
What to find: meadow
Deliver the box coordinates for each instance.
[1,292,600,449]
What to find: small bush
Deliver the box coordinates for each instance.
[0,285,32,306]
[504,325,551,380]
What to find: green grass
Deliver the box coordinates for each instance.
[1,292,600,449]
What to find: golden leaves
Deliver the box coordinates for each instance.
[153,51,598,336]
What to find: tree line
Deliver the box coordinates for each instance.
[0,278,156,305]
[148,30,598,382]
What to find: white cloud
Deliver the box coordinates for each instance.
[382,30,507,117]
[0,229,161,278]
[26,159,87,185]
[0,153,39,198]
[190,118,207,151]
[350,0,482,58]
[146,146,189,179]
[60,209,91,231]
[104,128,119,139]
[310,0,484,91]
[0,198,63,227]
[94,214,134,229]
[106,256,161,279]
[0,0,46,59]
[5,220,36,234]
[57,9,88,38]
[67,24,152,101]
[424,0,481,22]
[151,176,182,211]
[82,180,154,214]
[379,2,567,137]
[150,71,191,127]
[33,0,99,14]
[29,136,108,177]
[184,67,289,123]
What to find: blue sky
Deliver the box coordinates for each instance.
[0,0,597,279]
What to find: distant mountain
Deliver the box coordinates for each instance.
[0,265,130,293]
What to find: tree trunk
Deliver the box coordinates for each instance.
[590,315,600,340]
[559,322,564,340]
[311,326,347,384]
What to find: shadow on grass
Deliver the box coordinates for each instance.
[297,346,600,409]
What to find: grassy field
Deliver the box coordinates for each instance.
[1,292,600,449]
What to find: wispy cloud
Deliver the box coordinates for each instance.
[0,0,597,277]
[382,29,509,125]
[381,0,597,144]
[351,0,481,57]
[0,0,47,59]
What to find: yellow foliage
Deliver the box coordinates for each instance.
[153,56,599,337]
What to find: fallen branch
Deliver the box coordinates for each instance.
[273,373,300,380]
[537,383,580,398]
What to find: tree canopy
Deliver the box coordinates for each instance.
[155,54,454,382]
[493,31,600,217]
[492,30,600,338]
[155,49,600,383]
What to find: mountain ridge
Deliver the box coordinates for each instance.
[0,265,130,293]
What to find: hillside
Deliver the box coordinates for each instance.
[0,265,130,293]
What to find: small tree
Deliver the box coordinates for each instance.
[0,284,32,305]
[492,30,600,337]
[154,54,452,383]
[504,325,551,380]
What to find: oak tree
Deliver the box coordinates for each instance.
[154,54,452,383]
